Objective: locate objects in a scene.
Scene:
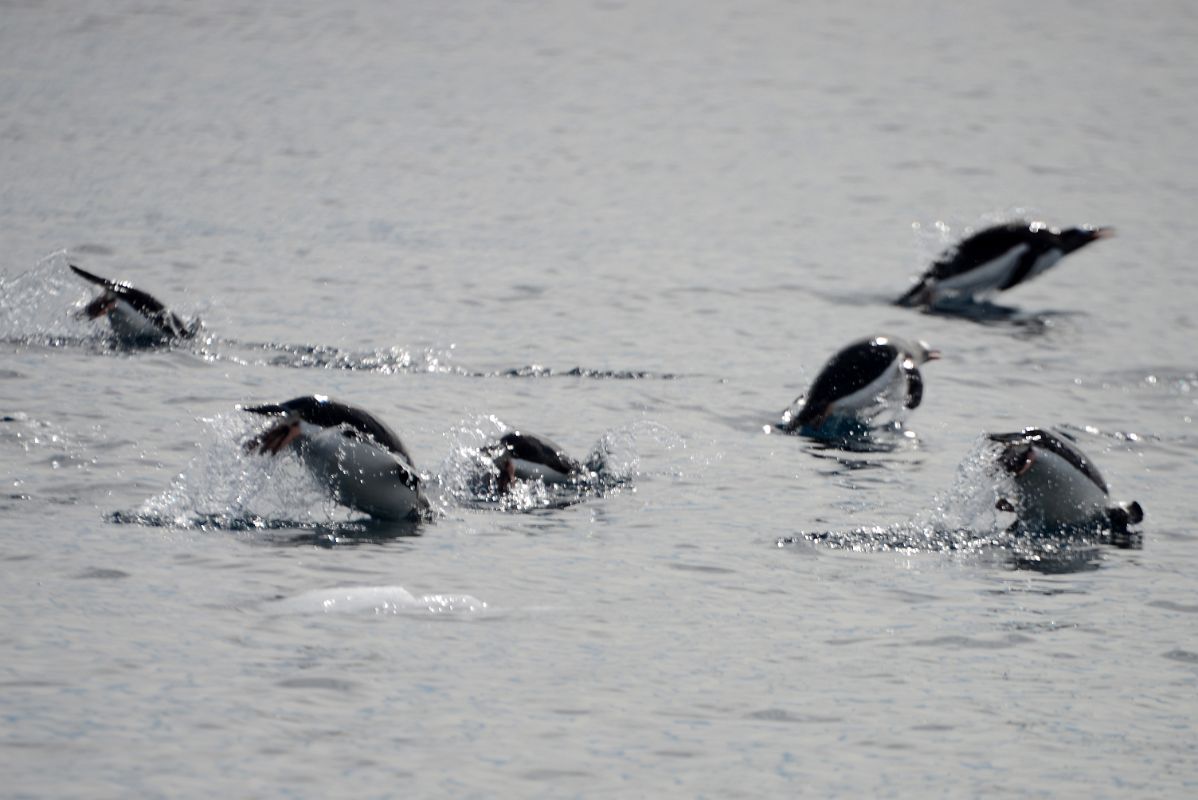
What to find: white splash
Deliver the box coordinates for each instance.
[0,251,97,343]
[134,412,346,529]
[274,585,488,615]
[434,416,686,511]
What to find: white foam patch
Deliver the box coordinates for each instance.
[274,586,488,615]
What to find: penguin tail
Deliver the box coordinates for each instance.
[1106,501,1144,549]
[1107,500,1143,527]
[894,280,932,308]
[777,397,801,433]
[786,397,826,433]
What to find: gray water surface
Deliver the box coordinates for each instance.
[3,1,1197,796]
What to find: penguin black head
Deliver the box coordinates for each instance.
[1058,226,1114,254]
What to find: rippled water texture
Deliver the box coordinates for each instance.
[3,1,1197,796]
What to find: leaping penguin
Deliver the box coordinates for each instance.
[896,221,1113,308]
[989,427,1142,541]
[781,336,939,437]
[483,430,587,493]
[69,264,198,343]
[242,395,430,521]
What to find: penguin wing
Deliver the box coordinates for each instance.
[498,431,581,475]
[796,340,898,426]
[70,264,172,319]
[70,264,122,291]
[243,396,417,466]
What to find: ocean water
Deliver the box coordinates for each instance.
[3,1,1197,796]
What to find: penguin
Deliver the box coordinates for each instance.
[989,427,1143,539]
[69,264,197,343]
[896,221,1113,308]
[242,395,430,521]
[781,336,939,436]
[483,430,586,493]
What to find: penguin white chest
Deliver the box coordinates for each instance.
[1014,448,1109,528]
[300,426,426,520]
[109,299,168,341]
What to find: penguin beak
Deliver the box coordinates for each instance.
[1092,227,1115,240]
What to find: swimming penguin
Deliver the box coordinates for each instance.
[989,427,1142,540]
[242,395,430,521]
[896,221,1113,308]
[781,336,939,437]
[69,264,197,343]
[483,430,587,493]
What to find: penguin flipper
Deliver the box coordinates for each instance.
[241,403,289,416]
[69,264,119,290]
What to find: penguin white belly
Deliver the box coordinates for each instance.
[510,457,572,485]
[1015,448,1109,528]
[826,359,904,423]
[301,427,426,520]
[109,298,168,341]
[936,244,1028,298]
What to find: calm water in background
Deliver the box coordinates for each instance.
[3,1,1197,796]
